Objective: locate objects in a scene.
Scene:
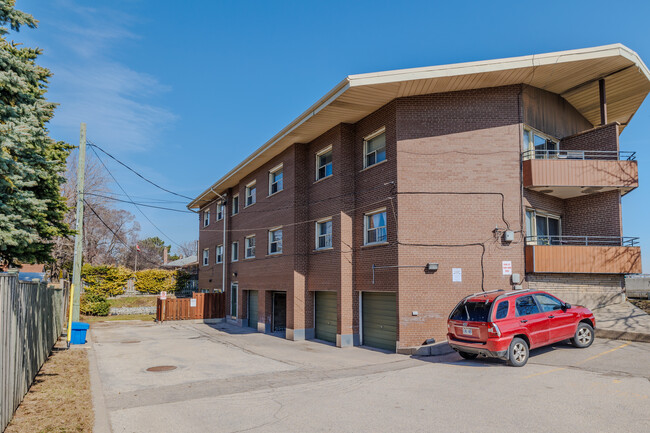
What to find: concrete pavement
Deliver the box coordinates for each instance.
[593,301,650,343]
[89,321,650,433]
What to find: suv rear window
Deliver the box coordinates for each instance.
[450,301,492,322]
[515,295,540,316]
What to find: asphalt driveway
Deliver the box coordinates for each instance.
[89,321,650,433]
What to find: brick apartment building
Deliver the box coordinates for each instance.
[189,44,648,352]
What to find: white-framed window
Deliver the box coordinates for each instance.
[523,126,559,160]
[202,248,209,266]
[203,209,210,227]
[363,128,386,168]
[216,245,223,264]
[316,146,333,180]
[364,209,387,245]
[231,194,239,215]
[216,202,224,221]
[245,235,256,259]
[246,181,256,207]
[269,164,283,195]
[231,241,239,262]
[316,218,333,250]
[268,228,283,254]
[525,208,562,245]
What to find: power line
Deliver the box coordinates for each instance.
[84,199,168,268]
[88,144,184,248]
[84,192,194,214]
[86,139,195,201]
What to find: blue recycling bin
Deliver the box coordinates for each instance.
[70,321,90,345]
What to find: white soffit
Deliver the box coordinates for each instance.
[189,44,650,208]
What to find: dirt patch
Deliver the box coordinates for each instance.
[5,340,94,433]
[108,296,158,308]
[629,299,650,315]
[81,314,155,324]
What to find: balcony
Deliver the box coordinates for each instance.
[522,150,638,199]
[525,236,641,274]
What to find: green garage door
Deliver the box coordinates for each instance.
[315,291,337,343]
[362,292,397,352]
[248,290,258,329]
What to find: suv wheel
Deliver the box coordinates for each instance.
[572,322,594,348]
[458,351,478,360]
[508,337,529,367]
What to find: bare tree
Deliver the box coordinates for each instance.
[50,151,141,278]
[175,240,198,259]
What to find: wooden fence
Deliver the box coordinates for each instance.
[0,274,69,432]
[156,292,225,322]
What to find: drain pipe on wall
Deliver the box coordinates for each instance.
[210,188,227,293]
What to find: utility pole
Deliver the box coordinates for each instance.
[71,123,86,322]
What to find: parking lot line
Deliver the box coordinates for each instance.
[575,343,629,365]
[524,342,630,379]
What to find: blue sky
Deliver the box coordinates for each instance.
[16,0,650,270]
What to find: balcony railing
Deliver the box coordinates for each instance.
[525,235,640,247]
[522,149,636,161]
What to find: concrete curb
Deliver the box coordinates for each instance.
[87,329,112,433]
[156,318,225,325]
[397,341,454,356]
[596,329,650,343]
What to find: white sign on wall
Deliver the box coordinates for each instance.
[502,261,512,276]
[452,268,462,282]
[190,298,197,307]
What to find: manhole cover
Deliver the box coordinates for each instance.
[122,340,140,344]
[146,365,177,372]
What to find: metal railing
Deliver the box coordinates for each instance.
[525,235,640,247]
[522,149,636,161]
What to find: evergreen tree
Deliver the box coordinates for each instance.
[0,1,72,265]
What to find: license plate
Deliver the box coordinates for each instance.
[462,327,473,336]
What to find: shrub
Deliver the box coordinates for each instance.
[80,293,110,316]
[175,270,192,291]
[134,269,177,294]
[82,265,132,297]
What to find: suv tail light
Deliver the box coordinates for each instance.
[487,323,501,337]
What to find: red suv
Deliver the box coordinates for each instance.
[447,289,595,367]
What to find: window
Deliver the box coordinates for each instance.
[202,248,209,266]
[450,301,492,322]
[203,209,210,227]
[364,128,386,168]
[316,146,333,180]
[269,165,283,195]
[216,245,223,264]
[526,209,561,245]
[535,293,563,313]
[316,219,333,249]
[246,181,256,206]
[364,209,387,245]
[231,241,239,262]
[515,295,540,317]
[230,283,238,317]
[269,228,283,254]
[216,202,224,221]
[232,195,239,215]
[495,301,509,320]
[245,235,255,259]
[523,126,558,160]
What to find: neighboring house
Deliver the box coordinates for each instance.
[189,44,648,353]
[162,255,199,290]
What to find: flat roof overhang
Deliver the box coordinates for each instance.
[189,44,650,209]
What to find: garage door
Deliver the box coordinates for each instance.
[362,292,397,352]
[248,290,258,329]
[315,291,337,343]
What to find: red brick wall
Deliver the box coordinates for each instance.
[395,86,525,347]
[563,191,622,238]
[560,123,620,152]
